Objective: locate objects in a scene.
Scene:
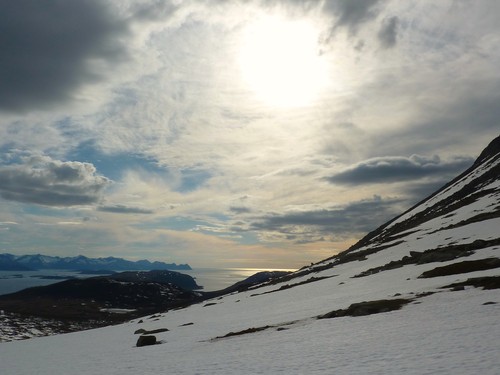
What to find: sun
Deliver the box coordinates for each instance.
[238,15,328,108]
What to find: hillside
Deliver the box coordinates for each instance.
[0,135,499,374]
[0,270,203,329]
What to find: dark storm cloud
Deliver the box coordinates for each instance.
[0,156,110,206]
[0,0,129,112]
[97,205,154,214]
[326,155,473,185]
[250,196,403,242]
[378,16,399,48]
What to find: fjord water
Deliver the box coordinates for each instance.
[0,267,295,295]
[0,270,88,296]
[181,267,295,291]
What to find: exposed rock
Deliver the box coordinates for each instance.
[353,239,500,278]
[134,328,169,335]
[317,298,412,319]
[200,270,292,298]
[418,258,500,278]
[136,335,157,347]
[442,276,500,290]
[213,325,272,340]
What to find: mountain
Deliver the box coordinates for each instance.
[1,135,499,374]
[0,253,191,271]
[0,254,33,271]
[0,270,202,326]
[106,270,201,291]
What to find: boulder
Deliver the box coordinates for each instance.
[136,335,157,347]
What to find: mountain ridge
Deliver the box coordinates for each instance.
[0,253,191,271]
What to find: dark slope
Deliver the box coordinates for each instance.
[0,270,202,324]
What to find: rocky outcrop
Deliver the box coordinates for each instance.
[317,298,412,319]
[136,335,157,347]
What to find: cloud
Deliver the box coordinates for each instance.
[375,89,500,157]
[229,206,252,214]
[404,179,454,204]
[97,205,154,214]
[0,156,110,206]
[326,155,474,186]
[250,196,404,243]
[324,0,381,35]
[128,0,181,22]
[0,0,128,112]
[378,16,399,48]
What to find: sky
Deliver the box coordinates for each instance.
[0,0,498,269]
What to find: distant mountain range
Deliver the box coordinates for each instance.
[0,253,191,271]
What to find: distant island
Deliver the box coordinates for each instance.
[0,253,191,271]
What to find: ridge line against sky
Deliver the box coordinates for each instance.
[0,0,498,268]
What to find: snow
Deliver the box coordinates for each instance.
[384,155,500,231]
[1,146,499,374]
[2,228,499,374]
[1,282,499,374]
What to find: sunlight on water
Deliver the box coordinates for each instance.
[172,267,297,291]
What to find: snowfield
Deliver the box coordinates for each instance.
[1,270,499,374]
[1,137,499,374]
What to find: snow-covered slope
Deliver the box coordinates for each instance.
[1,136,499,374]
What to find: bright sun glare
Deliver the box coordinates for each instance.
[239,16,328,108]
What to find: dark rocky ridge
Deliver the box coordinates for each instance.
[104,270,201,291]
[0,270,202,325]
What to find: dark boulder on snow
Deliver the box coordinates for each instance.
[136,335,157,347]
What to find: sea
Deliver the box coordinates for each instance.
[0,268,295,296]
